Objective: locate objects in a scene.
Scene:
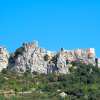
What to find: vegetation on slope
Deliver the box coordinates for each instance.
[0,62,100,100]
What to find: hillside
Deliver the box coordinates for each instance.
[0,62,100,100]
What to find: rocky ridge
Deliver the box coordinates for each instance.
[0,41,99,74]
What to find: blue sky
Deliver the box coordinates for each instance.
[0,0,100,57]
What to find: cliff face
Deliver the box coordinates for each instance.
[9,41,96,74]
[0,41,97,74]
[10,42,50,74]
[0,46,9,71]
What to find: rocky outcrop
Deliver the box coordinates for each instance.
[8,41,96,74]
[0,40,96,74]
[10,41,56,74]
[56,48,96,74]
[0,46,9,72]
[57,52,69,74]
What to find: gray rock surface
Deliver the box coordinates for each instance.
[0,46,9,72]
[6,41,96,74]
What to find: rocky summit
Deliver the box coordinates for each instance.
[0,41,99,74]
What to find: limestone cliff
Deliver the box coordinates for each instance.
[8,41,96,74]
[0,46,9,71]
[0,41,97,74]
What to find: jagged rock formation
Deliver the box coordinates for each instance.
[0,41,98,74]
[10,41,56,74]
[0,46,9,71]
[8,41,96,74]
[56,48,96,74]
